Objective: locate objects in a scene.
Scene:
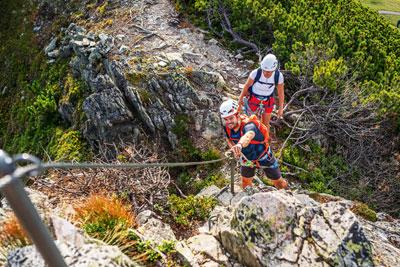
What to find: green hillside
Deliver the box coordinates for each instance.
[360,0,400,24]
[361,0,400,11]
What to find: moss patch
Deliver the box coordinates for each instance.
[126,71,147,86]
[350,202,378,222]
[137,88,153,105]
[49,129,91,161]
[60,73,87,105]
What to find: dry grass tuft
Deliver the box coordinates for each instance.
[0,215,30,247]
[0,214,31,264]
[74,194,137,238]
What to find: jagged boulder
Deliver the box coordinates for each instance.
[51,216,86,248]
[361,214,400,267]
[193,110,222,140]
[45,23,225,150]
[59,24,137,147]
[196,185,221,198]
[82,87,138,147]
[185,234,229,266]
[6,241,139,267]
[210,191,375,267]
[137,218,176,246]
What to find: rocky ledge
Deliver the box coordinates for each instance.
[173,189,400,267]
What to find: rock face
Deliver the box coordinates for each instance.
[45,23,225,151]
[6,241,139,267]
[361,214,400,267]
[51,216,85,248]
[210,191,376,267]
[137,217,177,246]
[186,234,229,266]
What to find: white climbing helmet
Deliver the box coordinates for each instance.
[219,99,238,118]
[260,54,278,71]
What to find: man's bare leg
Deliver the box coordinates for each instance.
[262,112,272,132]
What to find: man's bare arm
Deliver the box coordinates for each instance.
[238,131,255,148]
[277,83,284,118]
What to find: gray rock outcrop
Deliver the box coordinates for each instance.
[45,23,225,150]
[7,241,139,267]
[361,214,400,267]
[186,234,229,266]
[209,191,376,267]
[137,218,176,246]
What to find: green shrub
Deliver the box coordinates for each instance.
[200,147,221,161]
[313,58,348,91]
[1,58,89,159]
[0,59,67,154]
[193,172,229,193]
[126,231,178,264]
[49,129,91,161]
[281,142,353,195]
[168,194,217,226]
[0,0,91,160]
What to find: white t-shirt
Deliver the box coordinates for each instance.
[249,69,284,96]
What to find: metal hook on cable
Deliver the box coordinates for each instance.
[12,153,43,177]
[0,150,16,177]
[224,149,234,159]
[0,150,67,267]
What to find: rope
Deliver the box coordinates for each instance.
[41,157,226,170]
[2,148,278,176]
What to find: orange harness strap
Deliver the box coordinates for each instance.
[225,115,270,167]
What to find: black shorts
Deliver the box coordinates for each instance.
[240,157,281,180]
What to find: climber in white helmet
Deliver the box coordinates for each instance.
[220,99,288,190]
[237,53,285,132]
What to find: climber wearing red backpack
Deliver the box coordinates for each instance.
[220,99,288,190]
[237,53,284,132]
